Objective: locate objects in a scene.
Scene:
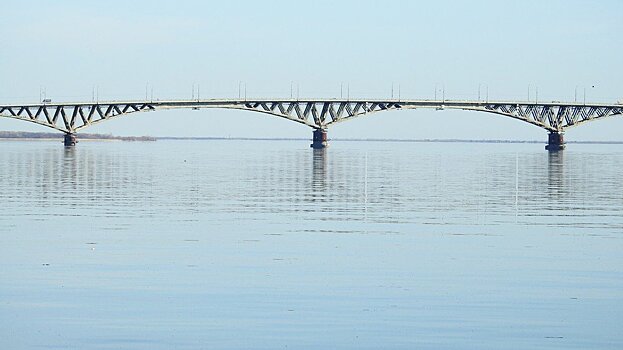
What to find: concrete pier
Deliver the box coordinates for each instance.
[310,129,328,149]
[63,133,77,147]
[545,131,565,151]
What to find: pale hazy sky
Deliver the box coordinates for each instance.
[1,0,622,140]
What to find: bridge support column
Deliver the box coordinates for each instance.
[63,133,77,147]
[545,131,565,151]
[310,129,328,149]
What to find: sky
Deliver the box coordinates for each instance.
[1,0,622,140]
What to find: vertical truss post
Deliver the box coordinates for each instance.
[310,128,328,149]
[64,133,77,147]
[545,131,565,151]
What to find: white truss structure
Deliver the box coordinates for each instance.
[1,99,622,134]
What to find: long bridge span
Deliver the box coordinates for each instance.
[1,98,622,150]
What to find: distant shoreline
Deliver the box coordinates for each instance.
[157,137,623,144]
[1,132,622,144]
[0,131,156,142]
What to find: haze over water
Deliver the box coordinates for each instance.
[1,140,622,349]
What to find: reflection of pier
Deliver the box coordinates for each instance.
[547,151,564,198]
[62,146,78,193]
[311,148,327,192]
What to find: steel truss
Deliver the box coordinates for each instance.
[0,100,622,134]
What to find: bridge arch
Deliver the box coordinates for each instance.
[323,104,556,131]
[72,105,318,133]
[0,113,69,133]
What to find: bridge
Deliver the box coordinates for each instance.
[1,98,622,150]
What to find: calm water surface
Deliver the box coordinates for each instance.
[1,140,622,349]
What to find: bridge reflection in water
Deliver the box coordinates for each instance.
[3,140,622,230]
